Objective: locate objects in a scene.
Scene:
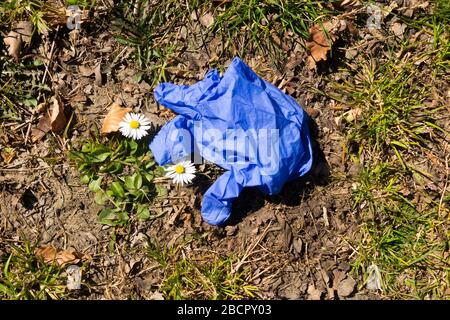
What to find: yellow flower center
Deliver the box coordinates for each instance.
[129,120,140,129]
[175,164,185,174]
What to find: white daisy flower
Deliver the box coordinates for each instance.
[165,161,196,186]
[119,113,151,140]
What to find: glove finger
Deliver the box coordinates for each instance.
[201,170,243,225]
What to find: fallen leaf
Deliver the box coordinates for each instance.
[307,284,322,300]
[31,96,67,142]
[4,31,21,61]
[94,63,102,86]
[332,269,347,289]
[344,108,362,122]
[101,102,132,134]
[199,12,214,28]
[306,22,336,69]
[391,22,407,37]
[35,245,80,266]
[149,291,165,300]
[31,95,67,142]
[1,147,15,164]
[3,21,33,62]
[292,238,303,254]
[337,276,356,298]
[31,116,51,142]
[49,95,67,132]
[79,65,95,77]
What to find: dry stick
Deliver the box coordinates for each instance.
[232,221,272,275]
[40,27,58,99]
[24,112,34,144]
[0,164,69,172]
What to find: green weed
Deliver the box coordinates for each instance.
[146,240,258,300]
[352,165,450,299]
[0,242,67,300]
[330,55,443,168]
[69,136,167,226]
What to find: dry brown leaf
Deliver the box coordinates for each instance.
[306,18,351,70]
[31,95,67,142]
[199,12,215,28]
[31,115,51,142]
[307,284,323,300]
[49,95,67,132]
[3,21,33,62]
[101,102,132,134]
[306,23,336,70]
[337,277,356,298]
[4,31,21,61]
[94,63,102,86]
[1,148,15,164]
[391,22,407,37]
[35,245,80,266]
[78,65,95,77]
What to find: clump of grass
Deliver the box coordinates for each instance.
[0,0,47,33]
[329,37,450,298]
[211,0,333,58]
[0,242,68,300]
[330,55,444,170]
[109,0,201,86]
[433,0,450,25]
[108,0,338,83]
[352,164,450,299]
[146,240,258,300]
[0,56,50,121]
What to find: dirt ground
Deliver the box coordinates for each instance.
[1,0,449,300]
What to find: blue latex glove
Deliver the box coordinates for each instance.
[150,57,313,225]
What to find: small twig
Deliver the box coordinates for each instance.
[24,112,34,145]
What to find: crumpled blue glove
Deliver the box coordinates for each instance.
[149,57,313,225]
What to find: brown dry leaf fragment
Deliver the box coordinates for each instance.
[31,96,67,142]
[35,245,80,266]
[35,245,58,263]
[49,95,67,132]
[149,291,165,300]
[1,148,15,164]
[78,65,95,77]
[391,22,407,37]
[307,284,323,300]
[199,12,214,28]
[306,22,336,70]
[101,102,132,134]
[31,115,52,142]
[337,277,356,298]
[94,63,102,86]
[3,21,33,62]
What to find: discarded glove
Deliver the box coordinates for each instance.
[150,57,313,225]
